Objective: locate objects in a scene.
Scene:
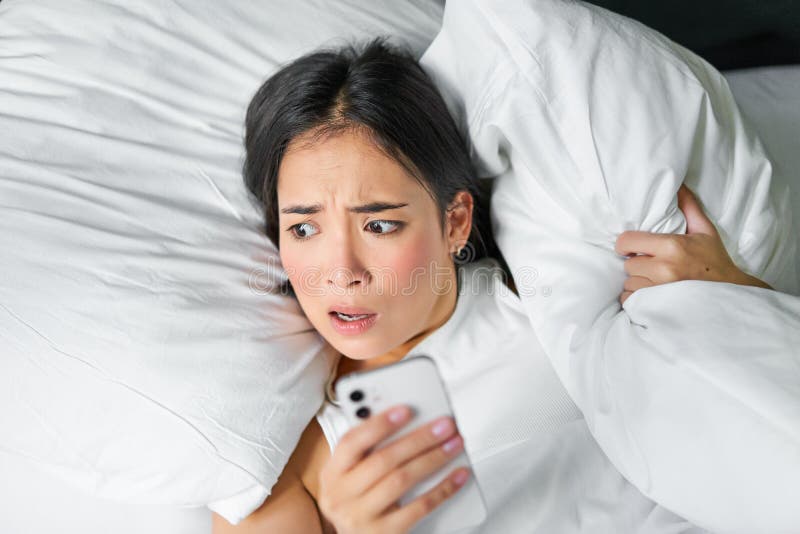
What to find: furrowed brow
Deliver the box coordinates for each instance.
[280,203,323,215]
[348,202,408,214]
[280,202,408,215]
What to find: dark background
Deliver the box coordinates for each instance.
[587,0,800,70]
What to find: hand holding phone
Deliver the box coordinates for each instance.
[317,403,470,534]
[323,355,487,534]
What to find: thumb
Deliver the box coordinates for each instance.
[678,184,717,236]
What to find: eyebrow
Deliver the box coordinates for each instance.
[280,201,409,215]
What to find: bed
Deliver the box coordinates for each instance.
[1,1,798,532]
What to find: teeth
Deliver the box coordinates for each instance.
[336,312,369,321]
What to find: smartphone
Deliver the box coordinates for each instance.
[334,355,487,534]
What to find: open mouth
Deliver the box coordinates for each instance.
[328,311,379,335]
[332,311,372,322]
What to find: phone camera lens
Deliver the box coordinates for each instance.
[356,407,371,419]
[349,390,364,402]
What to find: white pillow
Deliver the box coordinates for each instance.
[420,1,800,532]
[0,0,442,525]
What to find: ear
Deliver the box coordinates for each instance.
[445,190,474,253]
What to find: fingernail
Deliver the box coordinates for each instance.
[442,435,463,454]
[453,469,469,486]
[432,417,454,437]
[388,406,409,424]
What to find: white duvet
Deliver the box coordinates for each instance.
[420,1,800,533]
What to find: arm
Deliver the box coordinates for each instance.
[211,425,324,534]
[211,472,323,534]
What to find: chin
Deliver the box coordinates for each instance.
[321,329,393,361]
[328,339,381,360]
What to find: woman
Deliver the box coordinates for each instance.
[214,37,769,534]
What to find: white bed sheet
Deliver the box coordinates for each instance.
[0,53,797,534]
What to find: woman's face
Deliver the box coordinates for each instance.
[276,128,472,361]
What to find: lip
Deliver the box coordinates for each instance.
[328,304,377,315]
[329,311,379,336]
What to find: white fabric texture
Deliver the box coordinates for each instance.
[0,0,442,525]
[316,258,709,533]
[420,1,800,533]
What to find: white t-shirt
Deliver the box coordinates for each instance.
[316,257,708,533]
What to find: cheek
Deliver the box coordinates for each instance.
[280,246,315,293]
[380,230,446,295]
[281,246,327,324]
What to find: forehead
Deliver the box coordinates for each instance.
[277,128,424,202]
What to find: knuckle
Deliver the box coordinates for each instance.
[416,479,455,517]
[376,450,398,473]
[419,493,438,515]
[389,468,412,491]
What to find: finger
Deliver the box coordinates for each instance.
[361,432,464,516]
[678,184,718,237]
[381,467,470,533]
[615,230,678,257]
[344,416,458,499]
[623,275,655,292]
[328,405,412,475]
[623,255,680,284]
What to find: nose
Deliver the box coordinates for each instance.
[325,238,371,291]
[328,267,368,290]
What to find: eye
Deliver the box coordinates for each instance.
[287,222,319,240]
[366,220,403,236]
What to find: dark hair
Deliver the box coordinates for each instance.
[243,36,496,271]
